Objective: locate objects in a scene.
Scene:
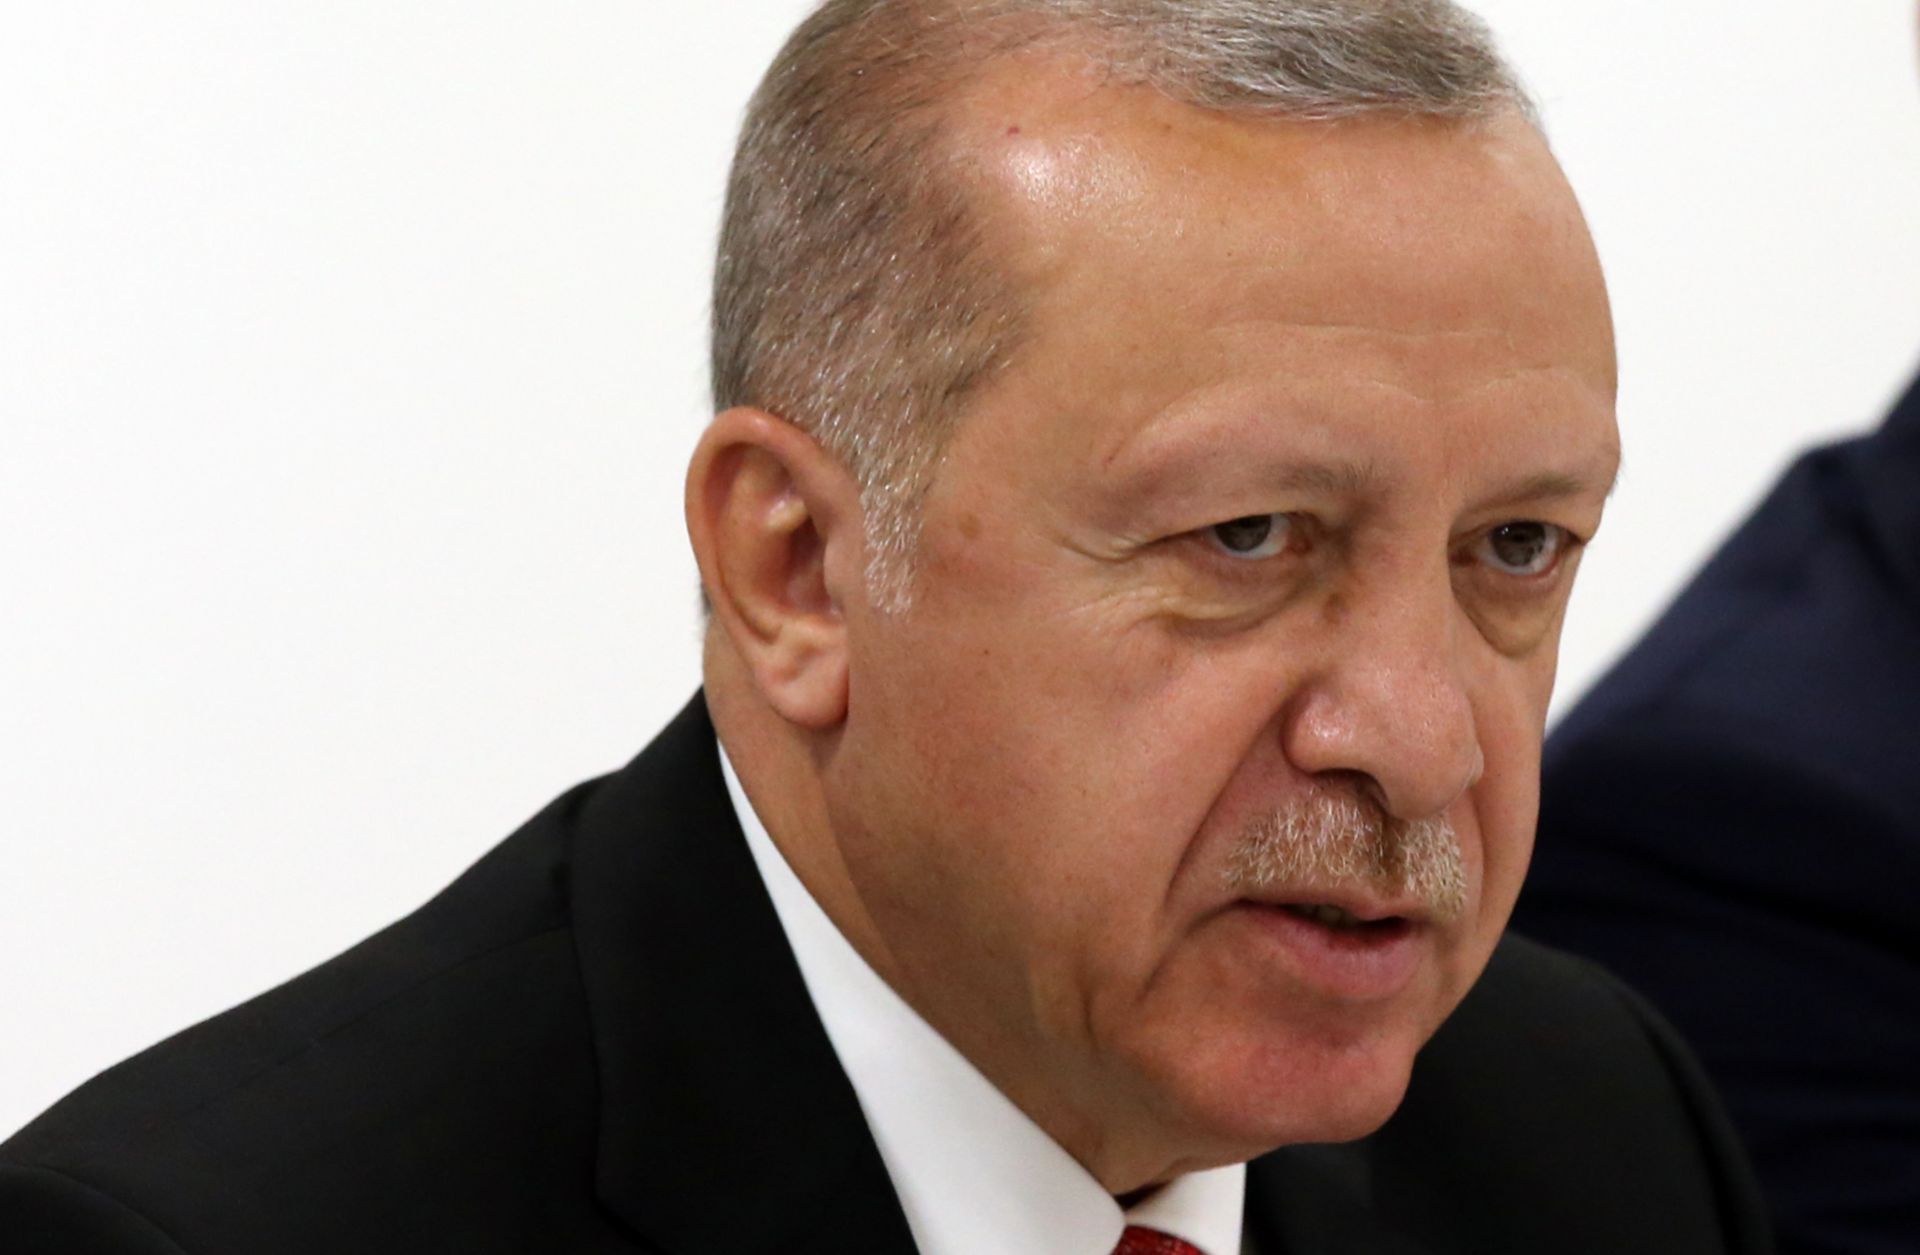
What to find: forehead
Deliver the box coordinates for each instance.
[936,56,1618,499]
[955,54,1596,318]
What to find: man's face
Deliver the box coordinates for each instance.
[822,65,1619,1182]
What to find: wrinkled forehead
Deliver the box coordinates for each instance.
[932,57,1619,504]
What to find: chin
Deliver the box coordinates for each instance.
[1282,1068,1415,1145]
[1140,1017,1426,1158]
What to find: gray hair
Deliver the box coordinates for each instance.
[711,0,1532,609]
[1224,791,1469,924]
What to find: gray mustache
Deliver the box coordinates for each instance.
[1223,794,1468,924]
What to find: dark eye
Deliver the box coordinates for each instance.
[1207,513,1291,559]
[1474,521,1568,577]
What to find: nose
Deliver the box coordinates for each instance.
[1279,584,1483,822]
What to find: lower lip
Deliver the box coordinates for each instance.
[1236,904,1427,1002]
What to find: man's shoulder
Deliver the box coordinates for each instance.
[1416,933,1758,1214]
[1417,933,1722,1118]
[1248,933,1771,1254]
[1528,424,1920,907]
[0,779,613,1254]
[1554,427,1919,765]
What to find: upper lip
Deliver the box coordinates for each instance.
[1239,887,1433,925]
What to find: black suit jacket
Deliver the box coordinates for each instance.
[1514,373,1920,1255]
[2,696,1770,1254]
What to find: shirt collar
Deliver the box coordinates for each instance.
[720,745,1245,1255]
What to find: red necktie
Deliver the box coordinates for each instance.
[1113,1225,1205,1255]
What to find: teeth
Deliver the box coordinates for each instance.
[1286,903,1363,928]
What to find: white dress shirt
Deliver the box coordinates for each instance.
[721,747,1246,1255]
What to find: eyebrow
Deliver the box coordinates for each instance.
[1101,399,1623,512]
[1258,458,1379,496]
[1116,451,1619,505]
[1486,460,1622,506]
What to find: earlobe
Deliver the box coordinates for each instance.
[686,408,857,729]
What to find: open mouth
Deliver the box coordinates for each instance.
[1240,900,1425,998]
[1272,903,1412,936]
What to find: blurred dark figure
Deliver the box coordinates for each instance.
[1515,369,1920,1254]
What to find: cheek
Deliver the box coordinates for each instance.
[1465,686,1545,927]
[873,601,1268,946]
[909,536,1231,802]
[885,518,1332,974]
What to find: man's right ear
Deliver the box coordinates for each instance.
[685,407,861,729]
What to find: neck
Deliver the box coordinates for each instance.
[704,635,903,987]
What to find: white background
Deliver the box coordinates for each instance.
[3,2,1917,1136]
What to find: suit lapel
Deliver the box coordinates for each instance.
[569,695,918,1255]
